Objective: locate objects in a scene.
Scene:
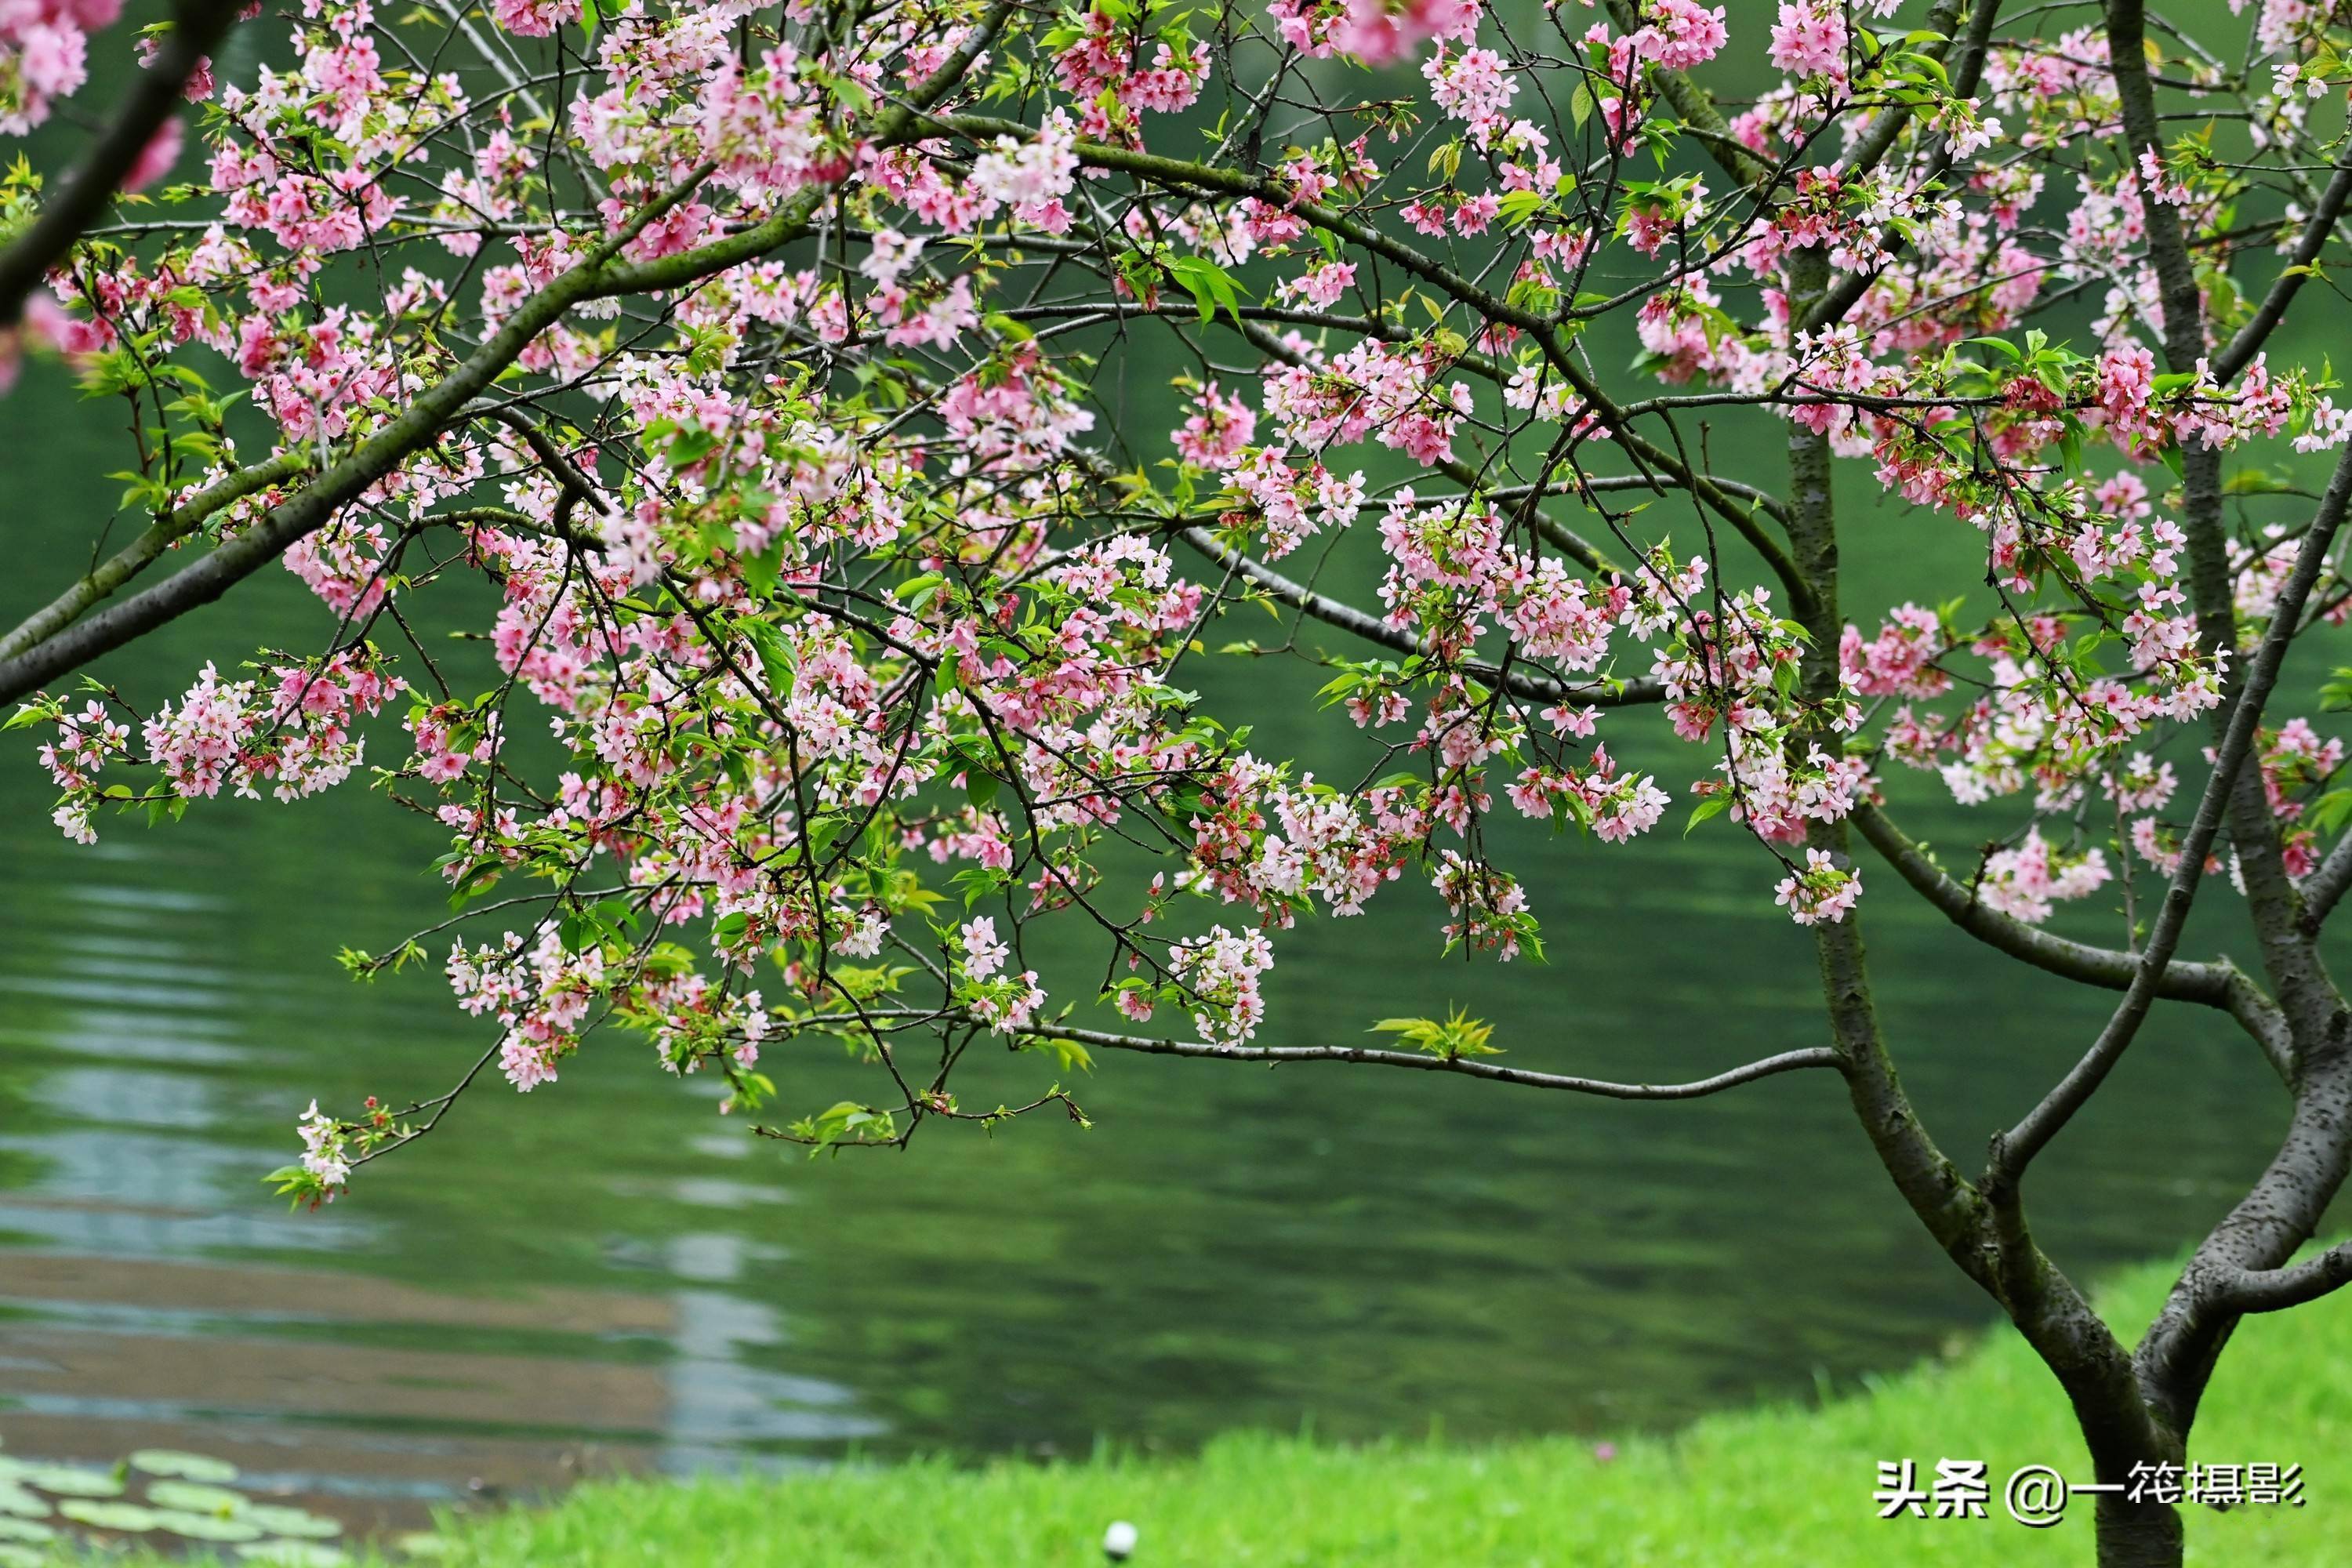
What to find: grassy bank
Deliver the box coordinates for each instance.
[54,1253,2352,1565]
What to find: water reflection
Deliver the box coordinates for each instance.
[0,859,876,1530]
[0,1198,873,1530]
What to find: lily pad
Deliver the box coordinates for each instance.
[242,1504,343,1538]
[0,1486,45,1519]
[237,1543,348,1566]
[56,1498,162,1530]
[0,1543,42,1568]
[130,1449,239,1483]
[152,1508,266,1542]
[148,1480,249,1515]
[23,1465,123,1497]
[0,1519,53,1544]
[395,1532,452,1558]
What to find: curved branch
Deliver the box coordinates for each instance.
[1178,526,1664,707]
[2209,1239,2352,1316]
[2213,150,2352,386]
[1834,0,1970,183]
[0,448,315,665]
[1022,1021,1842,1100]
[0,217,676,703]
[2301,831,2352,929]
[1991,437,2352,1185]
[464,399,612,514]
[1851,799,2292,1078]
[1575,470,1794,530]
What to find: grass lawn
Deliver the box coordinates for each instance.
[49,1252,2352,1565]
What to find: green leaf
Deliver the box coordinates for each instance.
[445,858,503,911]
[1368,1007,1500,1059]
[154,1510,266,1542]
[1683,793,1732,836]
[2307,789,2352,834]
[1166,255,1244,328]
[21,1466,122,1498]
[146,1481,245,1514]
[55,1500,158,1530]
[740,542,782,599]
[804,816,846,862]
[264,1165,328,1210]
[1020,1032,1094,1073]
[736,618,795,690]
[1496,188,1546,229]
[950,866,1008,909]
[238,1504,341,1539]
[130,1452,238,1483]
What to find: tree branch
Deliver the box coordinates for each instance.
[1800,0,2003,334]
[464,399,612,514]
[1832,0,1971,183]
[0,3,1014,706]
[2212,148,2352,386]
[1177,526,1663,708]
[1600,0,1773,191]
[1020,1021,1842,1100]
[0,448,314,666]
[1991,437,2352,1185]
[2300,831,2352,930]
[1851,799,2292,1078]
[929,113,1821,618]
[1780,244,1998,1294]
[0,0,242,327]
[2112,0,2343,1052]
[2209,1239,2352,1315]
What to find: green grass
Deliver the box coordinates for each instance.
[56,1252,2352,1565]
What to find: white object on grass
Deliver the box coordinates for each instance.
[1103,1519,1139,1560]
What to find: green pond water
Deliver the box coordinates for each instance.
[0,315,2332,1534]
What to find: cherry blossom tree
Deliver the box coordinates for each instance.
[5,0,2352,1559]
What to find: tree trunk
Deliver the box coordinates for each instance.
[2092,1490,2182,1568]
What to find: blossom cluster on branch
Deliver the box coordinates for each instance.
[2,0,2349,1205]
